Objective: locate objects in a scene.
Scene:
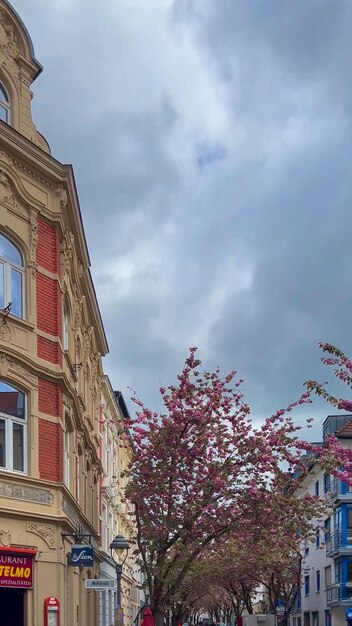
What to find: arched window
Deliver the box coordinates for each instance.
[0,84,10,124]
[0,380,26,473]
[0,233,24,318]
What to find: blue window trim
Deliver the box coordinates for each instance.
[335,557,352,586]
[334,504,352,546]
[304,575,310,596]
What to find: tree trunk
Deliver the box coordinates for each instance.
[154,609,165,626]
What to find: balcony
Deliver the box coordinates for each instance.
[326,529,352,556]
[329,478,352,502]
[326,584,352,606]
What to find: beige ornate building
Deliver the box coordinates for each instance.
[99,378,142,626]
[0,1,117,624]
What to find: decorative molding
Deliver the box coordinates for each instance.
[0,322,14,342]
[83,328,92,353]
[73,296,83,333]
[60,229,74,283]
[0,169,26,215]
[0,481,53,505]
[0,150,54,191]
[91,353,100,380]
[56,186,67,209]
[27,522,56,549]
[0,528,11,547]
[63,393,73,415]
[0,351,37,386]
[0,9,20,83]
[28,208,38,277]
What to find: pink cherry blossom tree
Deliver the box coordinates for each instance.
[121,348,352,626]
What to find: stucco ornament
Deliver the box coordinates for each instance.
[60,230,74,282]
[28,208,38,277]
[56,185,67,209]
[0,321,14,342]
[0,10,20,81]
[27,522,56,549]
[0,169,25,215]
[0,528,11,547]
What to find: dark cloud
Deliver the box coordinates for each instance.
[11,0,352,434]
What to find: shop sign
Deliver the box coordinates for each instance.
[70,544,93,567]
[85,579,116,590]
[0,553,33,588]
[345,609,352,621]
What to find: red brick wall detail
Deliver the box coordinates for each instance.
[38,378,62,417]
[38,419,63,482]
[36,273,61,336]
[36,218,59,274]
[37,336,62,366]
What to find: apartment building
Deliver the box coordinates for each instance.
[291,415,352,626]
[99,378,142,626]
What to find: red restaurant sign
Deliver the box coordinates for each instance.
[0,553,33,588]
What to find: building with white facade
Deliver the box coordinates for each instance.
[291,415,352,626]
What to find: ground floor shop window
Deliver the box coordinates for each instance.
[0,588,25,626]
[324,611,331,626]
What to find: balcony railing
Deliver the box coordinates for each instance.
[329,478,352,500]
[326,584,352,605]
[326,529,352,556]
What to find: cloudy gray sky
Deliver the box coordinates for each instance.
[13,0,352,434]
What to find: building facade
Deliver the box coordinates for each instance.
[99,378,142,626]
[0,1,140,625]
[291,415,352,626]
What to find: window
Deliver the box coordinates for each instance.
[324,474,331,493]
[63,304,69,351]
[316,570,320,593]
[64,419,72,488]
[0,381,26,473]
[325,566,331,589]
[325,611,331,626]
[315,480,319,496]
[316,528,320,548]
[324,518,331,542]
[0,233,24,318]
[0,84,10,123]
[304,575,310,596]
[304,538,309,556]
[312,612,319,626]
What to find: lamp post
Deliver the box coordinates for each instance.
[110,534,130,626]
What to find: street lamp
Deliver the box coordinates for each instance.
[110,534,130,624]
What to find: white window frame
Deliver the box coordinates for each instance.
[0,83,10,124]
[0,235,25,319]
[0,384,27,474]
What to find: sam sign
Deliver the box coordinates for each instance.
[0,553,33,588]
[70,544,93,567]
